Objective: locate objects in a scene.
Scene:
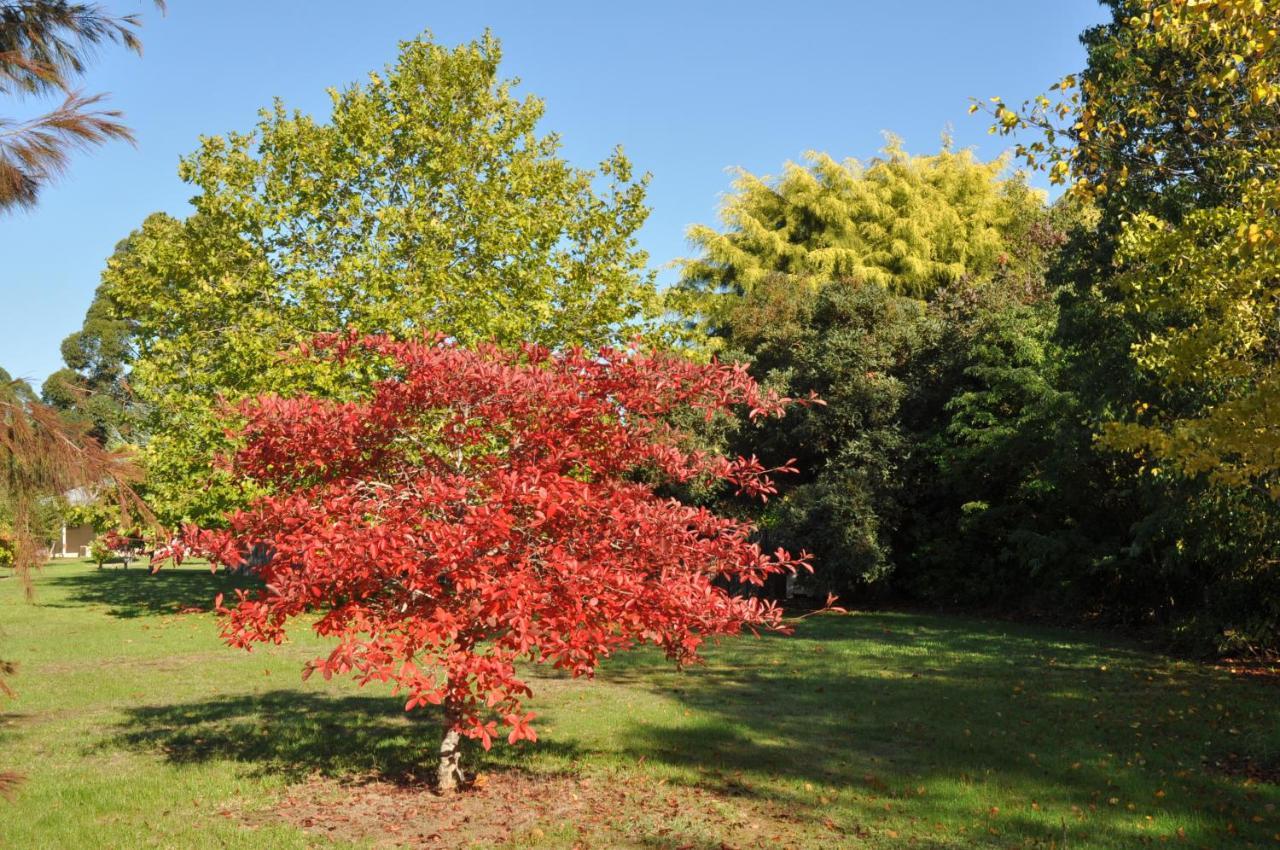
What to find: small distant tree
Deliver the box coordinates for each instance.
[43,250,140,444]
[167,334,818,793]
[88,537,109,569]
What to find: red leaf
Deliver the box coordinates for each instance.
[176,334,808,754]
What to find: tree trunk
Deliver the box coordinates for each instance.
[436,703,465,794]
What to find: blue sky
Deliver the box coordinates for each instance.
[0,1,1109,386]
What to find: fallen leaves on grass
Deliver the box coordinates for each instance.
[1215,657,1280,683]
[0,771,23,801]
[249,770,815,849]
[1206,752,1280,785]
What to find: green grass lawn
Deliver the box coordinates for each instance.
[1,560,1277,848]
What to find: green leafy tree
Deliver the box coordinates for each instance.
[1103,196,1280,493]
[983,0,1277,209]
[986,0,1280,489]
[102,32,660,524]
[684,143,1054,590]
[894,260,1083,606]
[983,0,1280,651]
[732,279,930,587]
[42,236,139,444]
[87,537,109,569]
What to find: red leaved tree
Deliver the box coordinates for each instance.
[165,334,816,792]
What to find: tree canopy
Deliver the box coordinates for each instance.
[677,143,1062,590]
[166,333,813,792]
[42,237,138,445]
[40,5,1280,661]
[989,0,1280,493]
[958,0,1280,651]
[101,32,661,524]
[674,140,1044,338]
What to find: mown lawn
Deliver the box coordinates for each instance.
[0,560,1277,849]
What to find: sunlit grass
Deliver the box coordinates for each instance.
[1,560,1276,848]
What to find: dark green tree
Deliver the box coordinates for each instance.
[683,142,1059,593]
[723,277,930,587]
[42,239,138,444]
[987,0,1280,652]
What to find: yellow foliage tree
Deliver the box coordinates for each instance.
[674,139,1044,338]
[985,0,1280,491]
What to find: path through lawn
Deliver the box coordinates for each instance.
[1,561,1276,848]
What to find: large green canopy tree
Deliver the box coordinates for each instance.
[677,142,1057,589]
[983,0,1280,650]
[988,0,1280,491]
[102,32,660,524]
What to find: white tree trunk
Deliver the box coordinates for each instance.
[436,705,465,794]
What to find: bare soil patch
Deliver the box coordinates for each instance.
[244,769,823,849]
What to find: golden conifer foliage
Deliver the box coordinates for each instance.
[675,139,1044,337]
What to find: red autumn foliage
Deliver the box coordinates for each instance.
[100,530,132,551]
[163,334,813,749]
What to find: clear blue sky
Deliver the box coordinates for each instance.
[0,0,1109,386]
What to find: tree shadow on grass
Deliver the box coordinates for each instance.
[589,613,1280,849]
[106,689,582,785]
[96,613,1278,847]
[106,692,810,850]
[44,564,261,619]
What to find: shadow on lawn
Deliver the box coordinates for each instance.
[106,690,583,784]
[44,564,260,619]
[100,613,1277,848]
[590,614,1279,848]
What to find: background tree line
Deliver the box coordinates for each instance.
[31,1,1280,655]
